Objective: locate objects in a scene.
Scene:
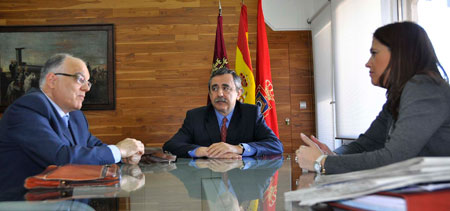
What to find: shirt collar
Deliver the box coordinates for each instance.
[214,108,234,127]
[42,89,69,118]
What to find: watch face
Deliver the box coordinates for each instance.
[314,162,320,172]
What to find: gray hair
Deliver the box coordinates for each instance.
[39,53,72,88]
[208,67,243,93]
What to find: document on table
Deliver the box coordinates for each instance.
[284,157,450,206]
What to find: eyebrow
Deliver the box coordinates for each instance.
[211,83,232,88]
[74,72,88,79]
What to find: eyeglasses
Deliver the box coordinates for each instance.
[210,85,233,93]
[54,73,92,88]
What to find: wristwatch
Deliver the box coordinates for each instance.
[314,155,327,174]
[238,144,244,155]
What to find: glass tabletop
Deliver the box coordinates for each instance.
[0,154,312,211]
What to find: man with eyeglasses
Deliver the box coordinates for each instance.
[0,54,145,191]
[163,68,283,158]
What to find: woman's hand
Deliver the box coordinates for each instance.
[296,133,324,171]
[310,135,335,155]
[296,172,315,190]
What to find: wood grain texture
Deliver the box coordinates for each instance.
[0,0,315,152]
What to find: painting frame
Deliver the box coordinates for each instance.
[0,24,115,112]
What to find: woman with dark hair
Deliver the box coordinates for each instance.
[296,21,450,174]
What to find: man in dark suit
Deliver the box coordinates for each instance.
[163,68,283,158]
[0,54,145,191]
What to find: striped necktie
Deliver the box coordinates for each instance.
[220,117,228,142]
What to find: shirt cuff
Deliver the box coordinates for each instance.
[107,145,121,163]
[241,157,256,169]
[189,159,199,168]
[188,147,199,158]
[241,143,256,156]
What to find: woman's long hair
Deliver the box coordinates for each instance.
[374,21,447,120]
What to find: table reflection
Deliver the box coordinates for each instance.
[0,164,147,210]
[0,155,301,210]
[170,157,283,211]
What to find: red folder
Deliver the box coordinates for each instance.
[382,189,450,211]
[329,189,450,211]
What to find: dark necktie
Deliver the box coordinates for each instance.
[62,115,69,127]
[221,117,228,142]
[63,115,76,145]
[67,120,77,145]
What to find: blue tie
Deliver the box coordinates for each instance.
[62,115,76,145]
[62,115,69,127]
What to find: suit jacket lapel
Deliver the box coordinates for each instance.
[41,90,76,146]
[205,105,221,143]
[68,118,79,145]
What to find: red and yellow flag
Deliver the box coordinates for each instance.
[235,3,255,104]
[256,0,279,137]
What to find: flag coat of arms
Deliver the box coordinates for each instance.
[256,0,279,138]
[256,1,280,210]
[208,6,229,104]
[235,4,256,104]
[212,9,229,71]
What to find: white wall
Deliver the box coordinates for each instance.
[311,2,335,149]
[263,0,396,30]
[263,0,314,30]
[264,0,396,145]
[332,0,387,139]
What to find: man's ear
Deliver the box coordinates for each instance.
[209,94,214,103]
[236,88,243,99]
[46,73,57,88]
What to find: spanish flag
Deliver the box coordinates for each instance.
[235,3,255,104]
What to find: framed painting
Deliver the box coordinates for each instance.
[0,24,115,112]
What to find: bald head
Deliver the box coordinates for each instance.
[40,54,73,88]
[40,54,91,113]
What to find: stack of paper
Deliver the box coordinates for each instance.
[284,157,450,206]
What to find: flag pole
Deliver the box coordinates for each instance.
[219,0,222,16]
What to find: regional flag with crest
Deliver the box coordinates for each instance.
[212,4,229,71]
[256,0,279,137]
[208,2,229,105]
[257,0,279,210]
[235,3,256,104]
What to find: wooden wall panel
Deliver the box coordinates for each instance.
[0,0,315,152]
[289,32,316,151]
